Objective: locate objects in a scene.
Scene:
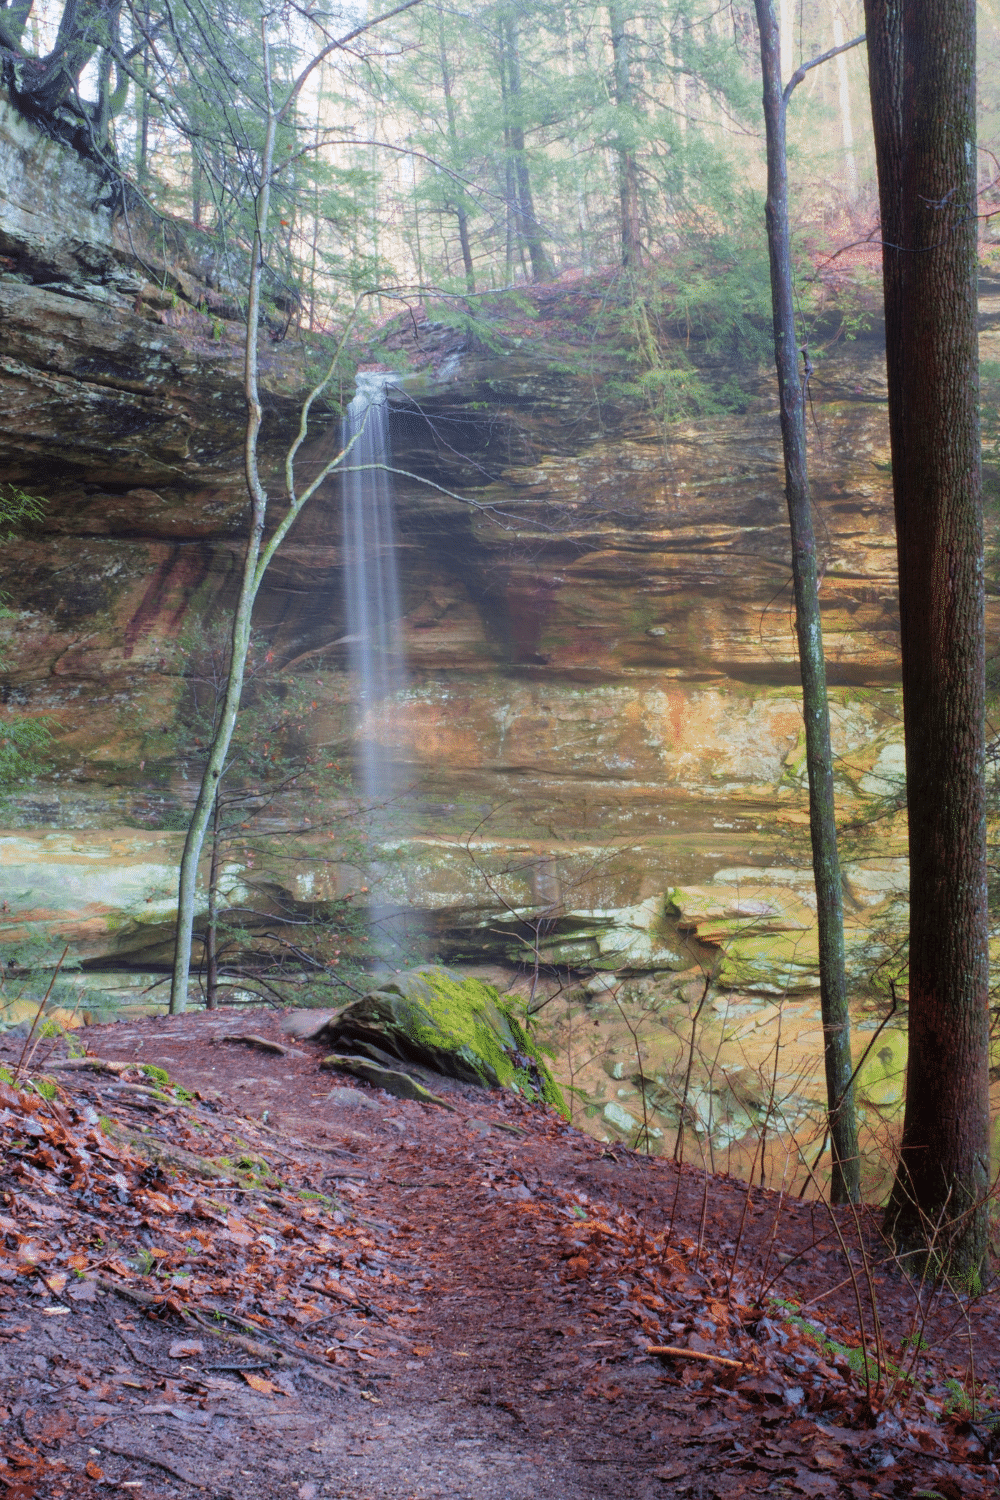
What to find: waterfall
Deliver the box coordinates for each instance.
[341,373,408,962]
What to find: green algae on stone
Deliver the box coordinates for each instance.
[315,967,567,1115]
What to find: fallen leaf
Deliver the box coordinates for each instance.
[790,1473,838,1497]
[85,1460,104,1480]
[168,1340,204,1360]
[242,1371,279,1394]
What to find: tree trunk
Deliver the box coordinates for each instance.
[607,2,641,268]
[864,0,990,1276]
[192,155,204,229]
[170,88,360,1010]
[11,0,117,119]
[205,787,222,1009]
[137,33,150,188]
[171,48,278,1014]
[437,6,475,294]
[831,13,858,202]
[499,10,551,283]
[754,0,860,1205]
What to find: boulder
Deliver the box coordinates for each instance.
[309,967,566,1114]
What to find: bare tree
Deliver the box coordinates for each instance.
[170,1,422,1013]
[753,0,864,1204]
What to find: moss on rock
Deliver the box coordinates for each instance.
[317,967,567,1115]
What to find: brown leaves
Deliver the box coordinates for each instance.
[0,1061,402,1393]
[168,1339,204,1359]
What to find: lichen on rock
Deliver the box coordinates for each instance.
[311,967,566,1115]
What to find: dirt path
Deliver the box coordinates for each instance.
[0,1008,996,1499]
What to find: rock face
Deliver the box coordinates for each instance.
[2,94,995,991]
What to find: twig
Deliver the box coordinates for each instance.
[646,1345,744,1369]
[216,1033,295,1055]
[98,1444,207,1489]
[45,1058,135,1074]
[13,947,70,1084]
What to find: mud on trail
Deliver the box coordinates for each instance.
[0,1009,997,1500]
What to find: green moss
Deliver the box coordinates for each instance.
[402,969,567,1114]
[335,967,568,1115]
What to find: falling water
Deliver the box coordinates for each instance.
[342,373,405,804]
[341,373,408,962]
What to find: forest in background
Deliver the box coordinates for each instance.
[7,0,1000,343]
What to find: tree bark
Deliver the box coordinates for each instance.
[499,8,551,283]
[8,0,118,120]
[864,0,990,1276]
[437,6,475,294]
[607,2,642,269]
[205,787,222,1009]
[754,0,860,1205]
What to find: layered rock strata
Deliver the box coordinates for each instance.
[4,94,996,991]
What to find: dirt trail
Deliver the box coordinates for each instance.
[0,1008,996,1499]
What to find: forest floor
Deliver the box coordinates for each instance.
[0,1008,997,1500]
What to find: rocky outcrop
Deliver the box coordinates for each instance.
[3,94,996,991]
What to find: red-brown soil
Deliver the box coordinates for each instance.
[0,1007,997,1499]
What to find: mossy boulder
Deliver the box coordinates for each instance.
[311,967,566,1114]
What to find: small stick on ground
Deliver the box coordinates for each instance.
[646,1345,745,1369]
[216,1033,297,1056]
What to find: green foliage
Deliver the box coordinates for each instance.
[132,1248,159,1276]
[0,484,52,804]
[944,1375,1000,1419]
[0,485,45,540]
[0,716,52,807]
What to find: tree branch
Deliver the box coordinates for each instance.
[784,35,866,107]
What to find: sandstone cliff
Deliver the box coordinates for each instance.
[4,94,994,997]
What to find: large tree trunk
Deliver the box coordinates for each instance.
[754,0,860,1205]
[607,2,642,269]
[864,0,990,1275]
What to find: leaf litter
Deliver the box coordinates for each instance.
[0,1008,995,1499]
